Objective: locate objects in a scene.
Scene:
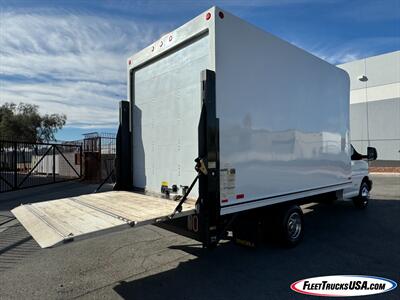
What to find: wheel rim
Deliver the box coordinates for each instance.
[361,185,369,198]
[287,212,302,240]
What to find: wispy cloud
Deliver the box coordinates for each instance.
[1,1,398,134]
[336,0,400,22]
[291,36,400,64]
[0,11,167,128]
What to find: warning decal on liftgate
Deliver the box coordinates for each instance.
[220,168,236,201]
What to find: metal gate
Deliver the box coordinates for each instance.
[0,140,82,194]
[82,132,116,183]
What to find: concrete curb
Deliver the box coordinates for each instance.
[370,172,400,176]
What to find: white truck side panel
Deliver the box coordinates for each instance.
[128,7,351,213]
[214,9,351,212]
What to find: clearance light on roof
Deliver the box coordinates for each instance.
[169,35,173,41]
[205,12,211,20]
[218,11,224,19]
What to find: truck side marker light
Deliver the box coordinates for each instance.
[128,60,131,65]
[221,199,228,203]
[205,12,211,20]
[236,194,244,199]
[218,12,224,19]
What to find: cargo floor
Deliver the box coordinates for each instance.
[11,191,196,248]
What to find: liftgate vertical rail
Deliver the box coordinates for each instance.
[197,69,221,247]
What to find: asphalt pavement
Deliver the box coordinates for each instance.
[0,175,399,299]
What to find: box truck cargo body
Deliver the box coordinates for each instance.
[129,7,351,214]
[13,7,372,249]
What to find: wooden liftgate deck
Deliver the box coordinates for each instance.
[11,191,196,248]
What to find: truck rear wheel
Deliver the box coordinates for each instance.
[353,181,369,209]
[280,205,304,247]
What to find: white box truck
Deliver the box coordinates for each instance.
[12,7,376,249]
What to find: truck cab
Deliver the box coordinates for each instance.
[343,145,377,208]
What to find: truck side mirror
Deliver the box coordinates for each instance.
[367,147,377,161]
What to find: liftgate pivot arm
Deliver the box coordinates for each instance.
[169,158,207,219]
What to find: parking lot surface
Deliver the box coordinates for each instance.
[0,175,399,299]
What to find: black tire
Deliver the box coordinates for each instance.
[353,181,370,209]
[279,205,304,247]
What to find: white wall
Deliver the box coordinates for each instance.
[339,51,400,163]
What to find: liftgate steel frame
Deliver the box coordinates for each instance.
[116,69,221,248]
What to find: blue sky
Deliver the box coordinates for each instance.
[1,0,399,141]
